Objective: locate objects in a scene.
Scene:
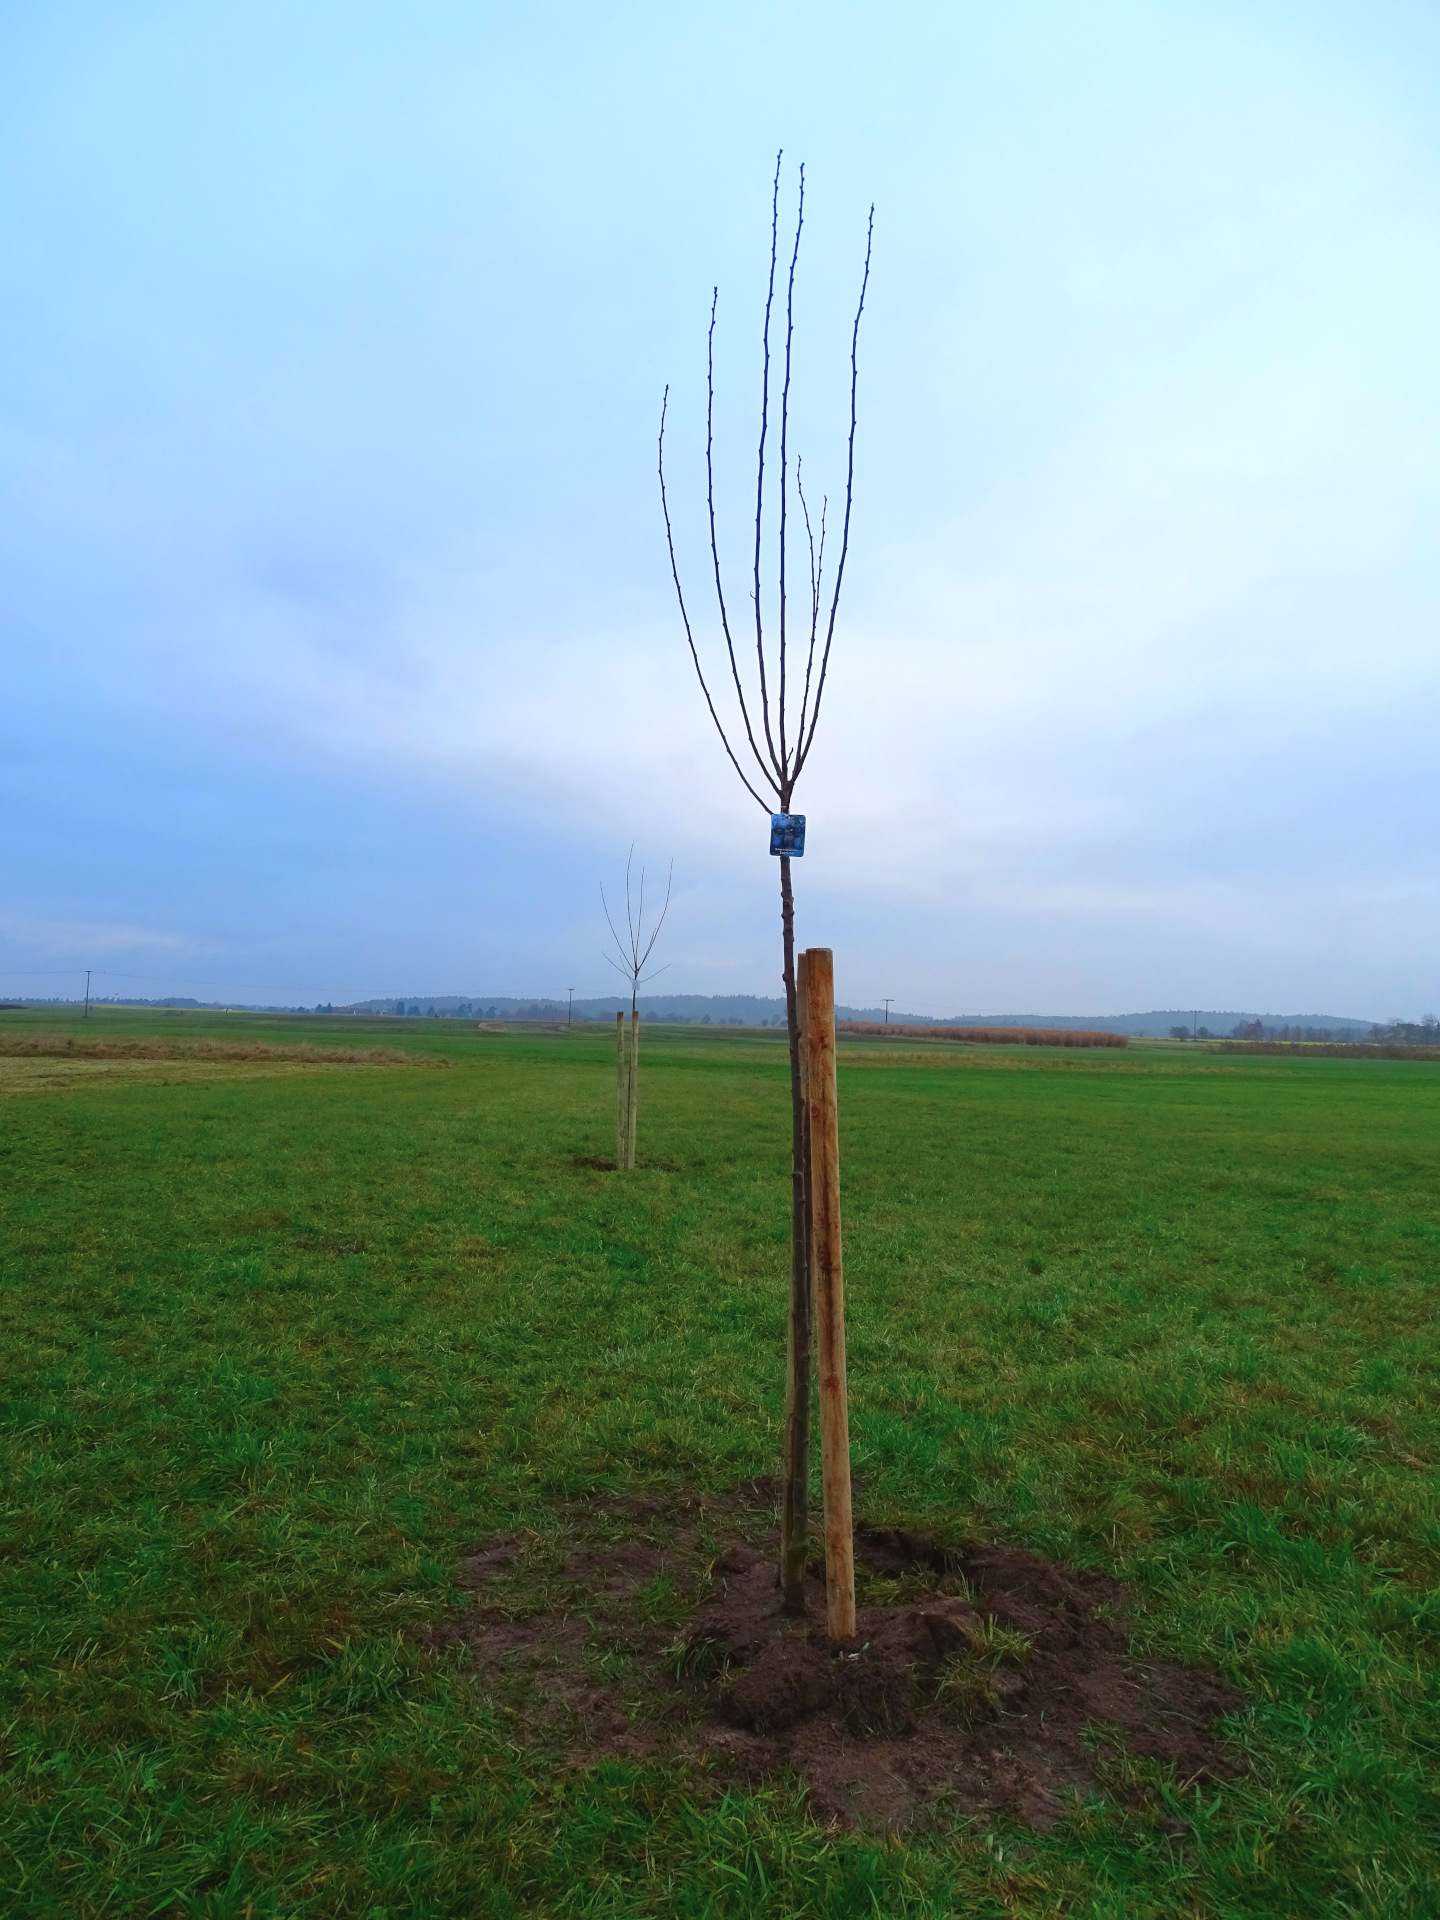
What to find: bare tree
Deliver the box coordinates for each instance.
[602,846,673,1168]
[659,155,872,1611]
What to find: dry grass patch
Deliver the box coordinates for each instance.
[835,1046,1216,1076]
[1215,1041,1440,1061]
[0,1033,443,1066]
[840,1022,1127,1048]
[0,1036,448,1097]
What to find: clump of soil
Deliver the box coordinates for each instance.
[424,1485,1245,1832]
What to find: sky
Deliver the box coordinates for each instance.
[4,0,1439,1016]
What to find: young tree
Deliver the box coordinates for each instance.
[602,847,673,1169]
[658,155,872,1611]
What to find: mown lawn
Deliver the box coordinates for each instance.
[2,1007,1438,1916]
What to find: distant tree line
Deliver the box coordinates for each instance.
[370,999,786,1025]
[1369,1016,1440,1047]
[1219,1018,1440,1045]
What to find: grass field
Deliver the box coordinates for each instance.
[2,1005,1438,1917]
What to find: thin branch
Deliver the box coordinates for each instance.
[704,308,782,797]
[796,464,820,655]
[635,862,673,973]
[776,163,804,780]
[794,465,827,755]
[599,949,671,991]
[797,202,872,776]
[750,151,784,782]
[600,885,630,973]
[659,388,772,811]
[662,167,870,811]
[602,852,674,985]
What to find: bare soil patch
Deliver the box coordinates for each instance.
[426,1486,1245,1833]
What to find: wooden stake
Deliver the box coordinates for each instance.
[801,947,855,1642]
[615,1011,626,1169]
[627,1010,641,1170]
[781,950,814,1609]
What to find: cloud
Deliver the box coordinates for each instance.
[0,914,217,963]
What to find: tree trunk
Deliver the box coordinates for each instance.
[627,1009,641,1170]
[615,1011,626,1169]
[778,852,811,1612]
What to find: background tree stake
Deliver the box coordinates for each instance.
[615,1011,626,1168]
[627,1010,640,1171]
[601,847,672,1172]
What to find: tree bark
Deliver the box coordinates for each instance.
[778,851,811,1611]
[627,1009,641,1170]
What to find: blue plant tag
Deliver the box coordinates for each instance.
[770,813,806,857]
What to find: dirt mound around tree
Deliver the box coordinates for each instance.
[423,1486,1246,1833]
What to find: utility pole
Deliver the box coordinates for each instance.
[84,970,91,1020]
[567,987,575,1029]
[882,997,892,1025]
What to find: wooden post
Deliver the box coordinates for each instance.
[781,952,814,1608]
[626,1010,641,1170]
[615,1011,626,1169]
[801,947,855,1642]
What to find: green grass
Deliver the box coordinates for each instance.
[2,1004,1439,1915]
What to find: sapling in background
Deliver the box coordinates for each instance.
[602,846,672,1170]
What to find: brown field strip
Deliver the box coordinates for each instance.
[0,1035,445,1094]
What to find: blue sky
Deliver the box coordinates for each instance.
[4,1,1439,1014]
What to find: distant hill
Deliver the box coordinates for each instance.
[342,995,1377,1037]
[936,1010,1376,1039]
[6,991,1381,1038]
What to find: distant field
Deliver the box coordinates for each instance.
[0,1028,441,1094]
[2,1003,1438,1915]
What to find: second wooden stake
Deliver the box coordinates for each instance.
[615,1011,627,1169]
